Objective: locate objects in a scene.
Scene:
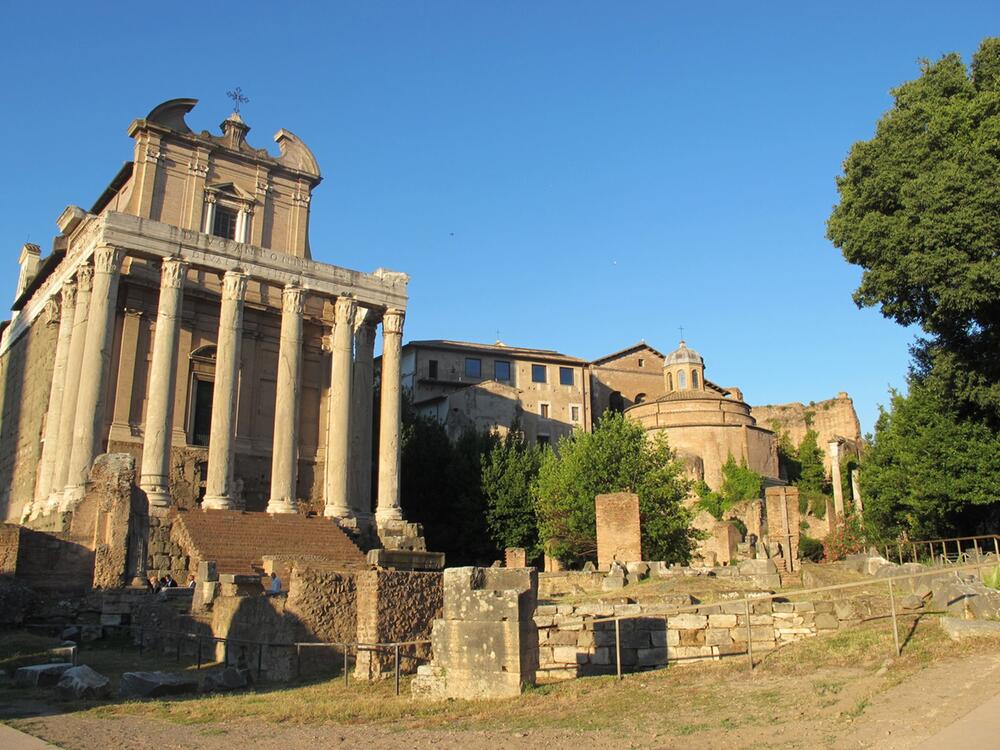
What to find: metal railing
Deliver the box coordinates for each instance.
[882,534,1000,567]
[588,558,999,680]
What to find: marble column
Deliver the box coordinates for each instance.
[32,282,76,513]
[376,308,405,524]
[47,266,92,513]
[63,247,123,509]
[851,468,863,517]
[348,308,378,519]
[267,285,305,514]
[828,440,845,518]
[203,270,248,510]
[139,258,188,512]
[324,296,357,518]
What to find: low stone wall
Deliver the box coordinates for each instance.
[536,596,844,680]
[354,569,442,679]
[0,522,19,573]
[284,565,357,644]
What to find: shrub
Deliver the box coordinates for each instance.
[799,535,825,563]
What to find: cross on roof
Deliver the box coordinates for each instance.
[678,325,685,340]
[226,87,250,114]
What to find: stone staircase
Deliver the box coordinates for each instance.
[171,511,367,575]
[775,556,802,588]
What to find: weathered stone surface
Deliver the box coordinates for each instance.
[900,594,925,611]
[626,562,650,581]
[201,666,248,693]
[595,493,642,570]
[602,573,626,591]
[815,613,839,630]
[55,665,111,700]
[940,616,1000,641]
[14,662,72,688]
[118,670,199,699]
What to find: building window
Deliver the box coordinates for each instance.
[212,206,238,240]
[539,402,550,419]
[494,360,511,381]
[635,393,646,404]
[667,372,674,391]
[428,359,438,379]
[465,358,481,378]
[691,370,699,389]
[537,434,550,447]
[570,405,580,422]
[638,358,645,368]
[531,364,547,383]
[559,367,574,386]
[678,370,687,390]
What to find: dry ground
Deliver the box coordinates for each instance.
[3,614,1000,749]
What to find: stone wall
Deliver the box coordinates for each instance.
[0,312,58,521]
[354,569,442,679]
[0,522,20,573]
[595,492,642,570]
[283,565,357,644]
[86,454,139,589]
[536,596,843,680]
[751,394,862,476]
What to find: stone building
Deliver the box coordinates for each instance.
[401,340,590,444]
[0,98,411,532]
[625,341,780,489]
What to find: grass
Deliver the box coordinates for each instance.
[8,615,1000,747]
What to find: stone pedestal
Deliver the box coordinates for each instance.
[765,485,801,571]
[595,492,642,571]
[412,567,538,700]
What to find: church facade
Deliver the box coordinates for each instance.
[0,98,409,529]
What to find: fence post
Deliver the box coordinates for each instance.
[614,619,622,680]
[296,645,302,680]
[887,577,901,657]
[197,637,202,670]
[974,539,981,563]
[994,537,999,558]
[344,647,349,687]
[138,625,144,657]
[394,644,400,696]
[744,599,754,670]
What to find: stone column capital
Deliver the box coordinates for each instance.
[60,279,78,307]
[161,257,189,289]
[94,246,124,275]
[77,263,94,293]
[221,270,248,301]
[282,285,306,315]
[334,296,358,325]
[382,308,405,336]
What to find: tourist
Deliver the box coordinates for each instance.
[269,571,282,594]
[147,576,158,593]
[164,574,177,588]
[187,575,196,589]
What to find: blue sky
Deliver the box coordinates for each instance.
[1,2,997,434]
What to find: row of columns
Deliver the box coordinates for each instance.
[28,250,406,526]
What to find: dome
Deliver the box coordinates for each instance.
[664,340,704,367]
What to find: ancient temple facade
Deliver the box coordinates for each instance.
[0,98,409,531]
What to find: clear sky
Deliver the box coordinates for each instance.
[1,2,996,434]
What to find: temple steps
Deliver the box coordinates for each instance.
[172,510,367,575]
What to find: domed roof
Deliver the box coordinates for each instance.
[664,340,704,367]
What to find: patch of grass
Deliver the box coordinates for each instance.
[844,697,869,719]
[0,632,66,675]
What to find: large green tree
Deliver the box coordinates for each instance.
[862,377,1000,539]
[827,38,1000,421]
[534,412,696,565]
[481,426,545,559]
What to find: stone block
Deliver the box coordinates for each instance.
[668,614,707,629]
[678,629,705,646]
[940,616,1000,641]
[551,646,580,664]
[602,573,626,591]
[595,493,642,570]
[637,647,667,667]
[118,671,199,699]
[201,667,247,693]
[504,547,527,568]
[815,613,839,630]
[708,614,738,628]
[14,663,72,688]
[705,628,733,647]
[590,647,612,665]
[55,665,111,700]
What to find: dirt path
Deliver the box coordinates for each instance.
[8,652,1000,750]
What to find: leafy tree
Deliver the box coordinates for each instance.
[827,38,1000,421]
[534,412,696,565]
[861,377,1000,540]
[481,425,544,559]
[694,455,763,521]
[399,394,500,565]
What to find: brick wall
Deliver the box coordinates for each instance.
[595,492,642,570]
